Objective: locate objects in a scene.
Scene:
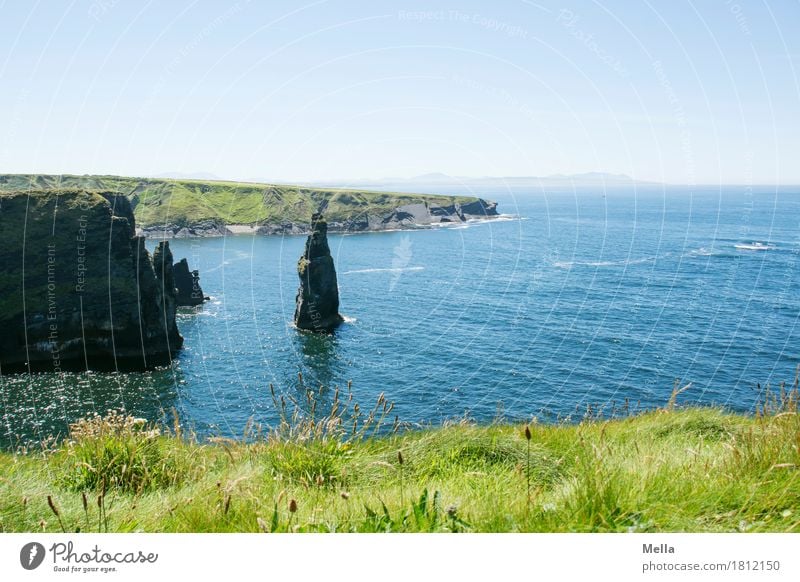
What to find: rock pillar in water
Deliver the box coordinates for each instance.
[294,213,344,332]
[151,240,182,351]
[173,258,207,306]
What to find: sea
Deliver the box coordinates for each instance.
[2,185,799,447]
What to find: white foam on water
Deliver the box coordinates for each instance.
[684,246,739,258]
[553,256,655,269]
[342,266,425,275]
[734,242,775,251]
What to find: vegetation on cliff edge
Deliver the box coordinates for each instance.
[0,381,797,533]
[0,174,483,227]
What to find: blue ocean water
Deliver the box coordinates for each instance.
[2,186,799,446]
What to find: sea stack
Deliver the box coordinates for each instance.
[173,258,208,306]
[294,213,344,332]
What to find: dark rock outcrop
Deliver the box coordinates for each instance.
[256,222,308,236]
[173,258,208,306]
[0,189,183,372]
[327,199,499,233]
[138,219,231,239]
[458,199,499,218]
[293,214,344,332]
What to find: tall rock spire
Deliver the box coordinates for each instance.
[151,240,182,350]
[294,213,344,332]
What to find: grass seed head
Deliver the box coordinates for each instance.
[47,495,60,517]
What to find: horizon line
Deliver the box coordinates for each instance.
[1,171,799,189]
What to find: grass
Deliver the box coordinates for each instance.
[0,381,798,533]
[0,174,484,227]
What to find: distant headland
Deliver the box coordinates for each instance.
[0,174,500,238]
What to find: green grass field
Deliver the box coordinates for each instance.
[1,383,797,533]
[0,174,481,227]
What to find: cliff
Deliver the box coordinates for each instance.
[335,199,499,232]
[0,189,182,372]
[0,174,499,237]
[294,214,344,332]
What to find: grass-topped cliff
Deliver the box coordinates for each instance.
[0,385,797,533]
[0,189,182,371]
[0,174,487,228]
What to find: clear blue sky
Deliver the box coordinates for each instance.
[1,0,798,184]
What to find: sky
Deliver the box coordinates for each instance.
[0,0,798,185]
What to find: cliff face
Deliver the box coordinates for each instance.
[253,200,499,237]
[0,190,182,372]
[293,214,344,333]
[141,219,232,239]
[368,199,499,230]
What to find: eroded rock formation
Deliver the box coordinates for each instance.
[293,213,344,332]
[0,190,183,371]
[173,258,208,306]
[251,200,499,236]
[138,219,232,239]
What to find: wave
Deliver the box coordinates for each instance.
[430,221,471,229]
[687,247,715,257]
[474,213,520,221]
[462,214,520,224]
[424,215,521,229]
[685,246,753,259]
[342,266,425,275]
[734,242,775,251]
[553,256,655,269]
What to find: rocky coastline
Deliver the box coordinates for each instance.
[0,190,190,372]
[139,199,500,239]
[0,185,492,369]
